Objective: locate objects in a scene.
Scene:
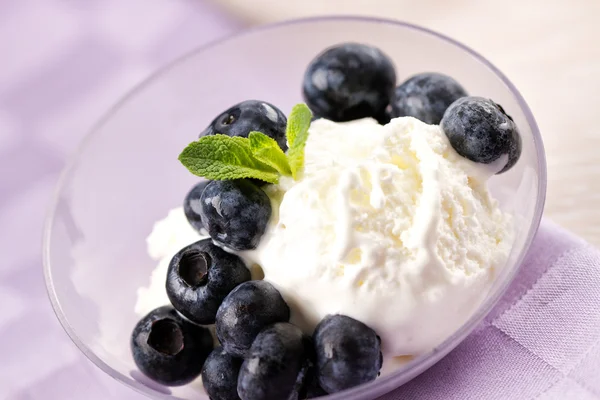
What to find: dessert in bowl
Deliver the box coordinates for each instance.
[43,16,545,400]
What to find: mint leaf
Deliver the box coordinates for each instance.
[178,103,313,184]
[179,135,279,183]
[286,103,313,179]
[248,131,292,176]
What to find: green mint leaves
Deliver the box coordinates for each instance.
[285,103,312,179]
[178,103,313,184]
[178,135,280,183]
[248,132,292,176]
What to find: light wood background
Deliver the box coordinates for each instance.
[213,0,600,245]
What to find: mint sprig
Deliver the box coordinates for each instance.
[178,103,313,184]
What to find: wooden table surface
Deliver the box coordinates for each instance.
[215,0,600,245]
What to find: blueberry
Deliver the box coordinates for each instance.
[297,336,327,399]
[300,368,328,399]
[202,347,243,400]
[216,280,290,358]
[183,180,211,234]
[238,323,306,400]
[200,180,271,251]
[313,315,382,394]
[301,373,328,399]
[166,239,251,325]
[280,335,320,400]
[200,100,288,151]
[303,43,396,122]
[441,96,522,173]
[130,306,213,386]
[389,72,467,124]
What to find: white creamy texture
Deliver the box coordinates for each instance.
[134,208,201,316]
[136,117,513,361]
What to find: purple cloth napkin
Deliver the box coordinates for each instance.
[1,1,599,399]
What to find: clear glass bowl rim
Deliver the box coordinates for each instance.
[43,15,547,400]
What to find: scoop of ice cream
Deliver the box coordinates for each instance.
[242,117,512,357]
[137,116,513,365]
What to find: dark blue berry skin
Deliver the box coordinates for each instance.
[201,347,243,400]
[297,336,327,399]
[314,315,382,394]
[183,180,211,234]
[441,96,522,173]
[166,239,251,325]
[390,72,468,125]
[303,43,396,123]
[300,368,328,399]
[238,323,306,400]
[130,306,213,386]
[200,180,272,251]
[199,100,288,151]
[216,280,290,358]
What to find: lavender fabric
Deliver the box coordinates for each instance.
[1,1,599,399]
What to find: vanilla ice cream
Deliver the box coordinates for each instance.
[135,208,200,316]
[136,117,513,364]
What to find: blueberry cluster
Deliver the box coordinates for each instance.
[131,97,285,390]
[133,272,381,399]
[302,43,522,173]
[185,99,287,251]
[203,299,382,400]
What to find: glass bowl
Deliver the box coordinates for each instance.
[43,16,546,400]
